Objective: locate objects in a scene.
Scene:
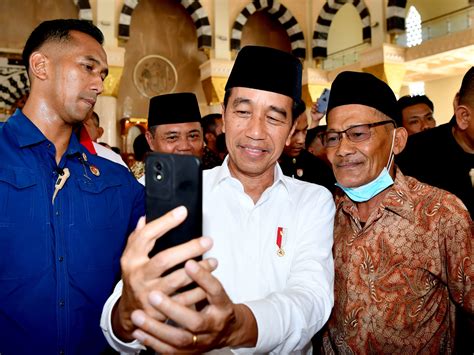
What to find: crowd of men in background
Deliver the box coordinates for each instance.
[0,18,472,355]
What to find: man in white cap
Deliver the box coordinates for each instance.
[101,45,335,354]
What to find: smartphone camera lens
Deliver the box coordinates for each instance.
[154,160,164,182]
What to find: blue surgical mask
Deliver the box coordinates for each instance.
[336,128,396,203]
[336,167,394,202]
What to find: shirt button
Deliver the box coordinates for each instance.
[55,211,60,216]
[59,350,65,355]
[58,256,64,262]
[59,300,65,308]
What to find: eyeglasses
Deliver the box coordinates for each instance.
[322,120,395,148]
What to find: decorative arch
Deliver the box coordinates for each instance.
[118,0,211,49]
[312,0,371,59]
[74,0,93,22]
[230,0,306,59]
[387,0,407,34]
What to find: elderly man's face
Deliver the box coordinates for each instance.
[145,122,204,158]
[223,87,294,179]
[326,104,396,188]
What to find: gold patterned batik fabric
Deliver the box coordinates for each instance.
[130,161,145,180]
[325,168,473,354]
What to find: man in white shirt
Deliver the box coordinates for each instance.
[100,45,335,354]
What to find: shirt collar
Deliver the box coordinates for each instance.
[337,167,416,224]
[8,109,47,148]
[381,168,417,223]
[209,156,289,193]
[65,130,85,157]
[8,109,84,158]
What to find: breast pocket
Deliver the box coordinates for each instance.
[69,177,128,272]
[0,168,38,224]
[77,177,125,229]
[0,168,50,279]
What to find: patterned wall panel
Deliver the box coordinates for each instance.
[0,57,29,120]
[312,0,371,59]
[230,0,306,59]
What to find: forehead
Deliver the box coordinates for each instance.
[52,30,108,67]
[402,103,432,115]
[327,104,378,129]
[295,113,308,129]
[229,87,293,108]
[155,122,202,134]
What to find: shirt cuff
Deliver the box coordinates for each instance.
[242,299,279,353]
[100,281,146,354]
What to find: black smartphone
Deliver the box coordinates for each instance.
[145,152,202,258]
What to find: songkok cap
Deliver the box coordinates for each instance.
[148,93,201,127]
[327,71,401,125]
[225,45,302,103]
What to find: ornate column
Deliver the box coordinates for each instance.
[94,0,124,147]
[361,44,406,96]
[213,0,231,61]
[200,59,233,111]
[95,46,124,147]
[368,0,387,48]
[301,67,330,107]
[200,0,232,113]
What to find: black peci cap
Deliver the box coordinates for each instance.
[225,45,302,103]
[147,93,201,127]
[327,71,401,125]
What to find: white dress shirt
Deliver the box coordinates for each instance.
[101,158,335,354]
[93,142,129,169]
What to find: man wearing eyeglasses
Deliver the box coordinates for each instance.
[321,71,473,354]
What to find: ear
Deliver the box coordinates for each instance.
[29,52,48,80]
[221,103,226,134]
[145,131,156,151]
[393,127,408,155]
[455,104,471,130]
[453,92,460,110]
[97,127,104,139]
[285,120,297,146]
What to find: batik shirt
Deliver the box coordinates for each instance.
[325,168,473,354]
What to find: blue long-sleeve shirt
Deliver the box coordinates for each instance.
[0,110,145,354]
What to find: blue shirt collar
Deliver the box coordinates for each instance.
[8,109,84,157]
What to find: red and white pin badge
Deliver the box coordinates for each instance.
[276,227,287,257]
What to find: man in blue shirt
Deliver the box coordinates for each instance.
[0,19,144,354]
